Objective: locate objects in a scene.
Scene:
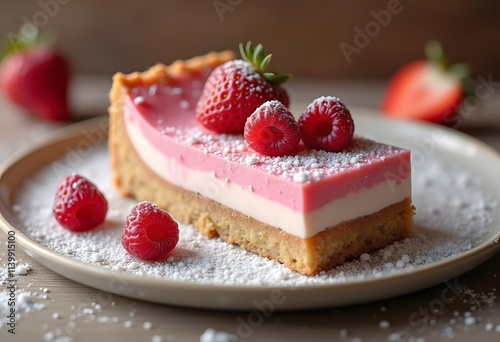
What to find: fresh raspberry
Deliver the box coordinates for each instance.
[244,100,300,156]
[298,96,355,152]
[53,174,108,232]
[196,42,290,134]
[122,201,179,261]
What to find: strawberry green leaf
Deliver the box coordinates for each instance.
[253,44,265,70]
[245,41,254,58]
[260,54,272,72]
[425,40,448,70]
[424,40,474,99]
[449,63,469,81]
[450,63,475,99]
[263,72,290,85]
[239,41,290,85]
[1,24,41,60]
[239,43,248,63]
[239,41,255,64]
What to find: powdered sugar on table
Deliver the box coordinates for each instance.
[12,145,497,286]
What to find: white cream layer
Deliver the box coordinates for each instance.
[124,115,411,239]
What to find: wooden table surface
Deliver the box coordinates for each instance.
[0,77,499,342]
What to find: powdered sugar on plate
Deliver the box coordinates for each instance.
[10,145,497,287]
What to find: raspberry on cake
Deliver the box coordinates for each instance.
[244,100,301,157]
[108,45,414,275]
[298,96,355,152]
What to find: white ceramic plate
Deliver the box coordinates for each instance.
[1,112,499,311]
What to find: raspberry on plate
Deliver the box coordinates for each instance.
[122,201,179,261]
[298,96,355,152]
[53,174,108,232]
[244,100,300,156]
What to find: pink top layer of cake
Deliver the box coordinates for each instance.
[125,74,411,214]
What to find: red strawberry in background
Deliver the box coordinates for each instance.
[382,41,470,125]
[196,42,290,134]
[0,25,71,122]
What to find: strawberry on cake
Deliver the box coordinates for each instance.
[108,43,414,275]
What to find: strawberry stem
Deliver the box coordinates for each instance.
[239,41,290,85]
[424,40,475,100]
[0,24,55,61]
[425,40,448,70]
[449,63,469,81]
[0,24,40,60]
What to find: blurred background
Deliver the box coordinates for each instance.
[0,0,499,160]
[1,3,500,340]
[1,0,499,78]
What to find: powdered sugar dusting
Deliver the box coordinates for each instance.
[0,290,48,315]
[293,171,310,183]
[9,145,497,287]
[161,124,405,183]
[0,285,50,329]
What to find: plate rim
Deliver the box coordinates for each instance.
[1,114,499,310]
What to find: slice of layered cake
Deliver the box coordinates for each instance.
[108,45,414,275]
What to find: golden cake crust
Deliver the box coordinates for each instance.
[108,51,415,275]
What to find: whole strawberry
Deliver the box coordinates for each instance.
[382,41,470,125]
[196,42,290,134]
[0,26,70,122]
